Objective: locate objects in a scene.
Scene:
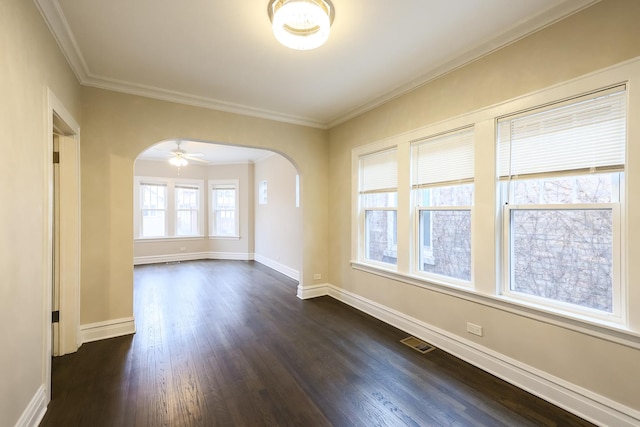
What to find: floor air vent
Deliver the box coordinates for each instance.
[400,336,436,354]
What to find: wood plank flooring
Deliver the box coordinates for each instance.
[40,260,594,426]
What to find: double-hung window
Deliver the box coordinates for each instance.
[411,127,474,283]
[210,180,239,237]
[140,183,167,237]
[135,177,203,239]
[498,86,626,320]
[175,185,200,236]
[359,148,398,266]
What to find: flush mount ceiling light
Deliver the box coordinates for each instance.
[267,0,335,50]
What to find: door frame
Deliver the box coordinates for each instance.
[43,89,81,398]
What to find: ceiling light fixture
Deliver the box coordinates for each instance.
[169,156,188,167]
[267,0,335,50]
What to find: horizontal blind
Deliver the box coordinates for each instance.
[411,127,474,188]
[211,184,235,190]
[359,148,397,193]
[498,87,626,179]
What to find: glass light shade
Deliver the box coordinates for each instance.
[169,156,188,167]
[269,0,333,50]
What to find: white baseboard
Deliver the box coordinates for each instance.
[80,317,136,344]
[297,283,329,300]
[15,384,47,427]
[134,251,254,265]
[305,284,639,427]
[209,251,254,261]
[254,254,300,281]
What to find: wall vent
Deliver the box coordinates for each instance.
[400,336,436,354]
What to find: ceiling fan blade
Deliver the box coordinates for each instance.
[186,156,208,163]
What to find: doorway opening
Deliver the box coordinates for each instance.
[51,114,80,357]
[45,89,81,403]
[132,139,303,282]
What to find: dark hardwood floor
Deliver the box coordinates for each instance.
[40,260,594,426]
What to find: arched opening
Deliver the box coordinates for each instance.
[132,138,303,282]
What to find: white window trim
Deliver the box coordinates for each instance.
[209,179,240,238]
[136,236,206,243]
[357,148,399,268]
[134,176,204,240]
[350,57,640,347]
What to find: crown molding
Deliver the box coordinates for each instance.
[34,0,90,82]
[36,0,599,131]
[34,0,327,129]
[326,0,600,128]
[82,74,328,129]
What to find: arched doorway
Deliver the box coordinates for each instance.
[132,139,302,281]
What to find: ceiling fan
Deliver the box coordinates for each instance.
[161,141,208,167]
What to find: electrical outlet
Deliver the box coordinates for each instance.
[313,273,322,280]
[179,247,186,252]
[467,322,483,337]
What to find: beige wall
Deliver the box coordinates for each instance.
[328,0,640,412]
[0,0,81,425]
[133,159,255,259]
[80,87,328,325]
[254,154,302,277]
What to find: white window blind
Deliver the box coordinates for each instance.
[176,184,199,191]
[212,183,235,191]
[359,148,397,193]
[498,86,626,179]
[411,127,474,188]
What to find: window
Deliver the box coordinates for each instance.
[175,185,199,236]
[210,180,239,237]
[258,180,268,205]
[411,127,474,283]
[140,183,167,237]
[498,86,626,318]
[350,61,640,339]
[135,177,204,239]
[295,174,300,208]
[359,148,398,266]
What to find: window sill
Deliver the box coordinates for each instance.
[208,235,241,240]
[351,260,640,350]
[135,236,205,243]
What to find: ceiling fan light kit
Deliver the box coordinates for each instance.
[169,156,188,167]
[267,0,335,50]
[164,141,208,169]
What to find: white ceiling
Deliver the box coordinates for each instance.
[36,0,597,130]
[136,139,272,165]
